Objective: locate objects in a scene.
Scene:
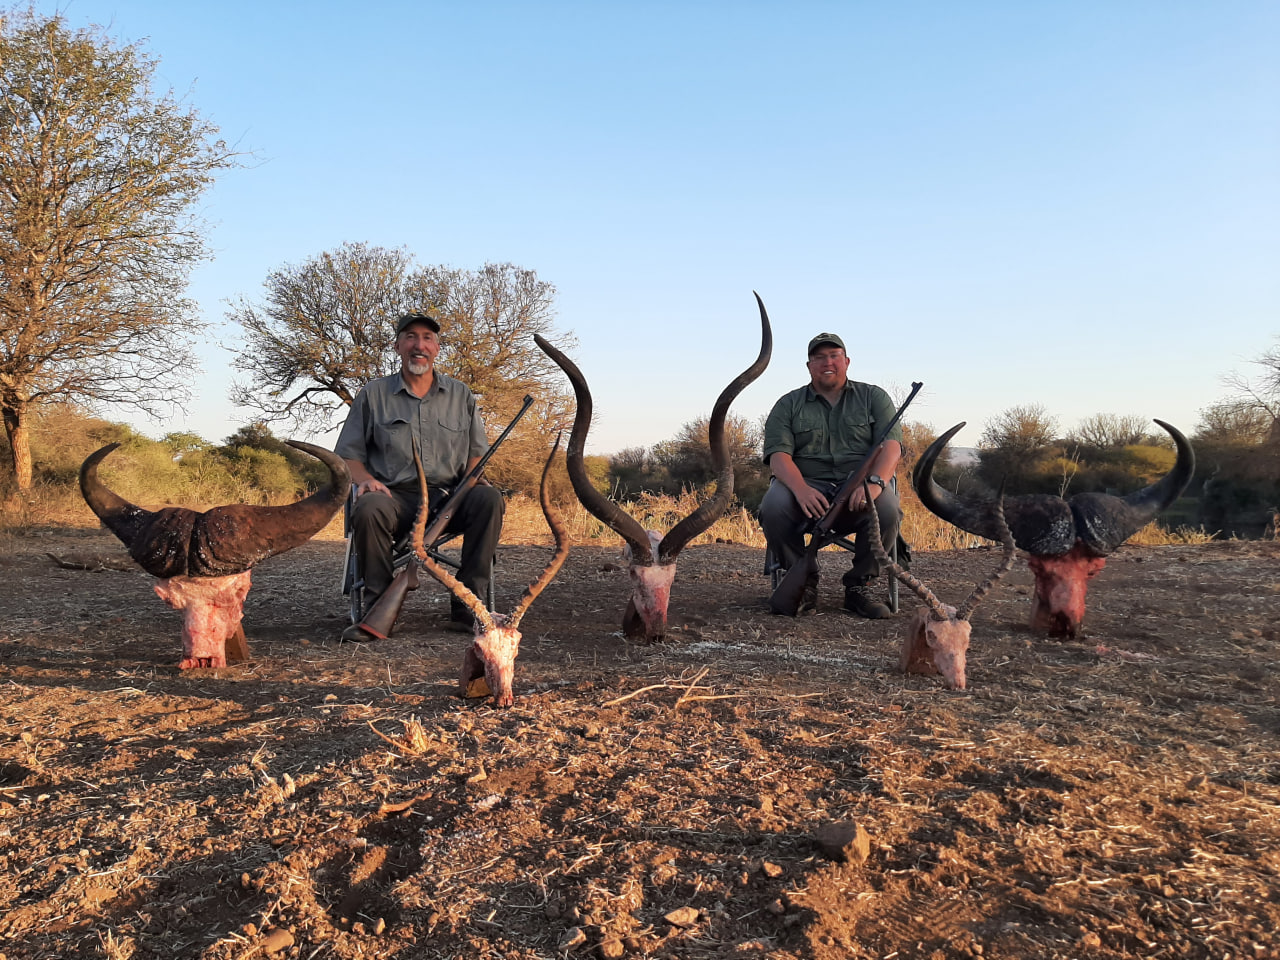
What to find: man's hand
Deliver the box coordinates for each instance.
[771,452,830,520]
[848,484,878,512]
[343,459,391,498]
[355,477,392,498]
[793,484,830,519]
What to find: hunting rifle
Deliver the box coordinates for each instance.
[353,394,535,639]
[768,381,924,617]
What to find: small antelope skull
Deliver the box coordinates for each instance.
[867,481,1017,690]
[412,437,570,708]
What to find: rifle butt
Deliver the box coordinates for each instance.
[356,562,419,639]
[769,554,818,616]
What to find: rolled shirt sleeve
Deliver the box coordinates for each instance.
[334,390,371,465]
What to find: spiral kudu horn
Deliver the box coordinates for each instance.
[532,335,655,563]
[534,292,773,563]
[658,292,773,560]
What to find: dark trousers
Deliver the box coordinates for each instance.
[759,477,900,588]
[350,484,504,614]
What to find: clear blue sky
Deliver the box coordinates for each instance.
[42,0,1280,453]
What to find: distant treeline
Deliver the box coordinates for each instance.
[3,402,1277,541]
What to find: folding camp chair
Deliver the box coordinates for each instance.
[763,477,907,614]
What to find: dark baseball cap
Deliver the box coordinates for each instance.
[807,332,846,356]
[395,312,441,336]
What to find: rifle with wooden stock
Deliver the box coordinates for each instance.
[354,394,534,639]
[768,381,924,617]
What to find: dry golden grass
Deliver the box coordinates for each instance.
[1127,520,1216,545]
[500,491,768,548]
[2,483,1219,553]
[0,480,99,531]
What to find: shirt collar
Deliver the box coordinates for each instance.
[805,379,850,401]
[395,370,442,398]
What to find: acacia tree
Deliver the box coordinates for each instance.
[0,10,236,489]
[1223,337,1280,444]
[1195,401,1274,445]
[229,242,416,432]
[976,403,1060,490]
[1066,413,1152,449]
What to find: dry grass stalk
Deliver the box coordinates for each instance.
[1127,520,1215,545]
[672,666,711,710]
[366,716,431,755]
[603,667,714,708]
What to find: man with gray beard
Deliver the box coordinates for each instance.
[336,312,503,639]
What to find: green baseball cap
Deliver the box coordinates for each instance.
[807,332,846,356]
[395,312,441,336]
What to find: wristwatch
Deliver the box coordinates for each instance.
[866,475,886,490]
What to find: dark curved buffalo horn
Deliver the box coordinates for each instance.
[914,422,1078,555]
[1071,419,1195,554]
[80,440,351,578]
[915,419,1195,557]
[658,292,773,561]
[534,333,656,563]
[79,442,156,551]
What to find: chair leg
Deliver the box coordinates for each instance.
[887,537,899,614]
[764,546,784,590]
[343,536,365,625]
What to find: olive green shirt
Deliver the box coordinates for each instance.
[763,380,902,482]
[335,371,489,490]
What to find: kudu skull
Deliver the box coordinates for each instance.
[533,294,772,642]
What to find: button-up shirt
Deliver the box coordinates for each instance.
[762,380,901,482]
[335,371,489,490]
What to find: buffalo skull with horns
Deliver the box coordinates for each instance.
[80,441,350,668]
[913,420,1194,638]
[534,294,772,642]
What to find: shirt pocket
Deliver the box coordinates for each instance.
[792,413,828,455]
[432,415,469,478]
[833,411,878,475]
[373,417,414,480]
[836,411,873,456]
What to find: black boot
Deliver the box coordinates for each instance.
[797,573,820,616]
[844,580,890,619]
[447,600,477,633]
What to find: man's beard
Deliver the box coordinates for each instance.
[406,359,431,375]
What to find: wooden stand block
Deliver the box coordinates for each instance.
[225,625,250,663]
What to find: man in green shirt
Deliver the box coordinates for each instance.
[335,312,503,639]
[760,333,901,618]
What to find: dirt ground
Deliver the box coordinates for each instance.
[1,528,1277,960]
